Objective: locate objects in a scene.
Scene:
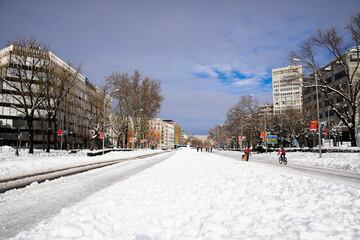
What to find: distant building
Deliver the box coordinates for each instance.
[192,135,208,142]
[258,104,273,118]
[147,118,184,149]
[163,121,175,149]
[147,118,163,148]
[272,65,303,114]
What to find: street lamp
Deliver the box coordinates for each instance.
[264,107,268,153]
[293,58,322,158]
[327,106,331,147]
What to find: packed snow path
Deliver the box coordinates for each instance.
[0,151,170,193]
[214,150,360,189]
[0,152,174,240]
[7,148,360,240]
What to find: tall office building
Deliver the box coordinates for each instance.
[272,65,303,114]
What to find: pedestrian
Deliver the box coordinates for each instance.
[197,146,199,152]
[245,145,251,161]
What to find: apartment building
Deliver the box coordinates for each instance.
[0,44,109,148]
[272,65,303,114]
[147,118,183,149]
[147,118,163,148]
[258,104,273,118]
[163,120,175,149]
[303,47,360,140]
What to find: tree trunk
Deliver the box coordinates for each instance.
[124,127,128,148]
[46,114,52,153]
[41,118,45,151]
[27,118,34,154]
[350,127,357,147]
[53,114,58,150]
[117,135,120,148]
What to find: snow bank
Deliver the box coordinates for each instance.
[0,149,163,180]
[12,148,360,239]
[253,151,360,174]
[0,145,15,152]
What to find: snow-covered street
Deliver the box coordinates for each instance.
[0,152,174,240]
[214,150,360,189]
[4,148,360,240]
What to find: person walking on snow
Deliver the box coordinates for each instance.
[245,145,251,161]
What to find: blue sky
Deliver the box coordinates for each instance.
[0,0,358,134]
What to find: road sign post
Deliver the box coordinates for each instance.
[57,129,63,150]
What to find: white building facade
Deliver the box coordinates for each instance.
[0,44,109,148]
[162,121,174,149]
[272,65,303,114]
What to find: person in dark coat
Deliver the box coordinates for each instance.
[245,145,251,161]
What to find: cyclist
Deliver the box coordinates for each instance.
[278,147,286,159]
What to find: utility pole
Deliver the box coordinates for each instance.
[314,71,322,158]
[293,58,321,158]
[102,96,106,155]
[264,108,267,153]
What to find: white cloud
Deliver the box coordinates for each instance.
[233,78,258,87]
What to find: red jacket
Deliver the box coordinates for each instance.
[278,149,286,155]
[245,147,251,154]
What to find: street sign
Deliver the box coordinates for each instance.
[260,132,266,138]
[56,129,63,136]
[310,120,318,131]
[99,132,104,140]
[266,135,277,144]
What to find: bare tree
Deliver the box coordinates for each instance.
[145,127,161,149]
[106,70,163,148]
[0,37,51,153]
[225,95,260,145]
[109,105,130,148]
[77,82,107,150]
[42,60,81,152]
[291,12,360,146]
[208,124,229,147]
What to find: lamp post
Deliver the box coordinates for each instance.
[264,108,267,153]
[293,58,322,158]
[102,97,107,155]
[328,106,331,147]
[314,70,322,158]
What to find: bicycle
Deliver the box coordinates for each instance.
[279,155,287,165]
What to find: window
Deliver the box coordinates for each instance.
[336,97,344,103]
[350,54,359,62]
[335,71,346,80]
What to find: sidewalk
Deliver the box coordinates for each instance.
[0,146,164,180]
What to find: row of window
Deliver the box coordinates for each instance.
[273,68,300,75]
[274,92,301,96]
[273,84,301,89]
[274,100,302,105]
